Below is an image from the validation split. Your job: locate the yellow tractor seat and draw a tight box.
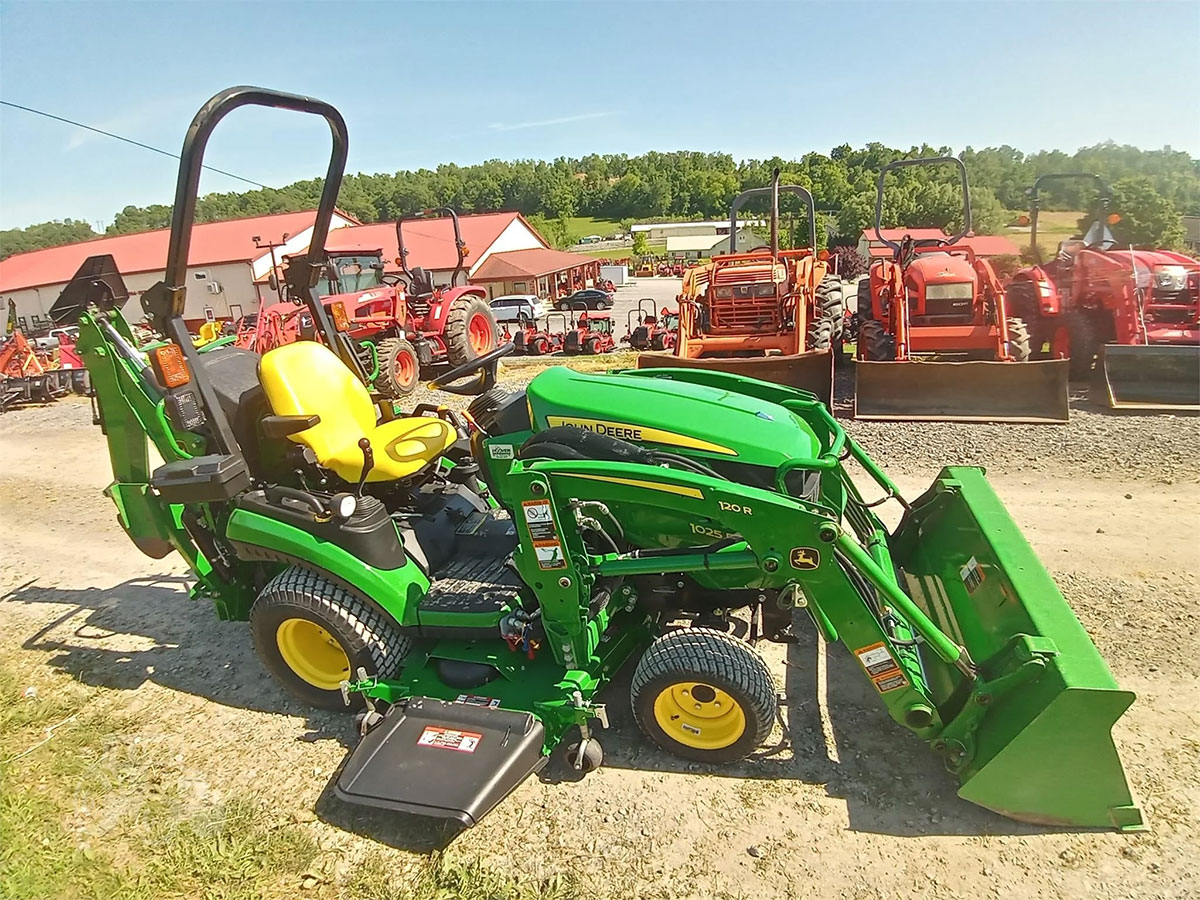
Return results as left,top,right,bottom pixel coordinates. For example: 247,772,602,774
258,341,455,483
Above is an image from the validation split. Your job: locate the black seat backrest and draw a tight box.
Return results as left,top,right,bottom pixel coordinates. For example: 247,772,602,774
193,347,270,475
409,266,434,297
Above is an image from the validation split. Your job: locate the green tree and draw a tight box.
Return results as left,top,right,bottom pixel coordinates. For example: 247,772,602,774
632,231,649,257
1,218,97,259
1099,176,1185,248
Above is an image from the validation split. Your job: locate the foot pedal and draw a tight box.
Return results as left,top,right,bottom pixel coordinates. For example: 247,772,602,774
334,697,547,826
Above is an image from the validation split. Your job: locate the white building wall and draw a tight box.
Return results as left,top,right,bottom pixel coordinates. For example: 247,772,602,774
466,218,545,277
4,261,256,329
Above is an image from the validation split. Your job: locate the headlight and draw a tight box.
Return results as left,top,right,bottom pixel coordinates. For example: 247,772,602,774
331,492,358,520
1153,266,1188,291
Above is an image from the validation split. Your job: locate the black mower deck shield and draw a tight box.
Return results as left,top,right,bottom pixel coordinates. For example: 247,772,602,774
334,697,547,826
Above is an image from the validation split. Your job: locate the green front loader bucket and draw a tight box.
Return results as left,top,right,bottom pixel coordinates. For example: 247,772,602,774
891,466,1143,830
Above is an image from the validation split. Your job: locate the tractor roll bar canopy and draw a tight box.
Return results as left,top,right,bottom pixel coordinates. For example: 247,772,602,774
397,207,468,288
728,168,818,260
140,86,353,456
874,156,971,253
1026,173,1111,264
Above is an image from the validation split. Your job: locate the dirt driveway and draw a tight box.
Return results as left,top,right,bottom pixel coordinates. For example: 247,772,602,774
1,385,1198,899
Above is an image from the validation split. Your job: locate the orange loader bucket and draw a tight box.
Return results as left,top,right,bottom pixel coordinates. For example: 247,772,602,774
636,350,834,410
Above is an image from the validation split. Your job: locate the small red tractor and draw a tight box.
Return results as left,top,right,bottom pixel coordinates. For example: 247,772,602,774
624,299,678,351
501,312,561,356
1005,173,1199,409
562,303,616,355
636,169,843,406
855,157,1068,423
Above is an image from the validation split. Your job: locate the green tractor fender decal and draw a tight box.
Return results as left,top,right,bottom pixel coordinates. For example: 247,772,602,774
225,508,428,627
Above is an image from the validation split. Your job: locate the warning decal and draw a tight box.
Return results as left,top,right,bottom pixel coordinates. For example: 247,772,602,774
960,556,984,593
488,443,514,460
855,642,909,694
417,726,482,753
455,694,501,709
523,499,567,569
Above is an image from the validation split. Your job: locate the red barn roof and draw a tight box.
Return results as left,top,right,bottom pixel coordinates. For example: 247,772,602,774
0,210,349,293
471,247,597,282
324,212,541,273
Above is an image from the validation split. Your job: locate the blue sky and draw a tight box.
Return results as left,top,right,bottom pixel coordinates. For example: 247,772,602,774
1,0,1197,230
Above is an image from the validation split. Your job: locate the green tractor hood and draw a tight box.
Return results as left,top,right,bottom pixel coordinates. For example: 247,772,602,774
525,366,822,467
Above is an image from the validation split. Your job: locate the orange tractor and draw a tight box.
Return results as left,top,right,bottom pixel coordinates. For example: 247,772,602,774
855,157,1068,422
636,170,843,407
562,302,616,355
1005,173,1199,410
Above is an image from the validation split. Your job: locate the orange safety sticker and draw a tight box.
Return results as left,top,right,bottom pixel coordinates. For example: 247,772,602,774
854,642,902,680
417,726,482,753
872,671,909,693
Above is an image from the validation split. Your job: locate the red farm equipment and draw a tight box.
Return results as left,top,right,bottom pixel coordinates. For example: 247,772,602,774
855,157,1068,423
1006,173,1200,410
562,303,616,355
636,170,842,408
624,298,676,350
502,312,560,356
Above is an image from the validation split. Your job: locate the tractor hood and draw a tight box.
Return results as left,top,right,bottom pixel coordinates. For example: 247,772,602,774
906,252,977,289
524,366,821,466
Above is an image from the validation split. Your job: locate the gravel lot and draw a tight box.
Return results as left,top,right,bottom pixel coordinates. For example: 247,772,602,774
1,331,1198,898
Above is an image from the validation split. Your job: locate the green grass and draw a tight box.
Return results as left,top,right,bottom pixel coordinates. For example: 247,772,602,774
0,654,604,900
557,216,626,244
1005,209,1084,261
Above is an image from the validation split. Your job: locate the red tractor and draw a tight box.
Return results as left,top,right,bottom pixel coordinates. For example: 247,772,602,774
562,303,616,355
1005,174,1199,409
624,299,678,351
502,312,561,356
855,157,1067,423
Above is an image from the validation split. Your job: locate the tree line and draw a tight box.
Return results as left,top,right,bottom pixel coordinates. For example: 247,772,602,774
3,141,1196,260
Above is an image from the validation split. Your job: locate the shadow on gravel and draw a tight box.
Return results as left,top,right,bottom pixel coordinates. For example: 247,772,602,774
2,574,349,740
4,575,1063,844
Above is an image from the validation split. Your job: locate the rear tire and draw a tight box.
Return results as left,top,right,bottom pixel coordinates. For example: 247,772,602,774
584,336,600,355
445,296,497,367
250,566,411,711
374,337,420,398
1067,311,1100,381
1004,317,1032,362
858,319,895,361
807,275,845,351
650,332,667,351
631,628,777,764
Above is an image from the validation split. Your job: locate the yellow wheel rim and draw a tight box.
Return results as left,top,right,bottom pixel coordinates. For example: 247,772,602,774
275,618,351,690
652,681,745,750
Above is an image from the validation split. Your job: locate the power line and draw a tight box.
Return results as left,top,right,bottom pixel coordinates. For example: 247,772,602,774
0,100,269,189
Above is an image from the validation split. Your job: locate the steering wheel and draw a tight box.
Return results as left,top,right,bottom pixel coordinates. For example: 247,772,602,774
381,274,406,287
427,342,515,396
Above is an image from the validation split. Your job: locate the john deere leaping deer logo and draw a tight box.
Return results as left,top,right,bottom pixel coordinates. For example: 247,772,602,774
790,547,820,570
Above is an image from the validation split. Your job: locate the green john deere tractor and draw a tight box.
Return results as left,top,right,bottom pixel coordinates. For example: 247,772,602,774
71,86,1142,831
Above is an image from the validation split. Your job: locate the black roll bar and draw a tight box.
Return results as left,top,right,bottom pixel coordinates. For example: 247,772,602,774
874,156,971,252
140,86,352,456
729,169,818,259
397,207,468,288
1026,173,1110,264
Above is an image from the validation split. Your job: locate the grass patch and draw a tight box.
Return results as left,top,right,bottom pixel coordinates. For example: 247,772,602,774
1005,209,1083,261
345,850,585,900
501,351,641,376
557,216,625,244
0,653,320,900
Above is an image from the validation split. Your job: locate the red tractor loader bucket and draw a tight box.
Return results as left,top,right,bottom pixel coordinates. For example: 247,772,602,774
854,359,1069,423
892,467,1143,829
1097,344,1200,411
636,350,833,409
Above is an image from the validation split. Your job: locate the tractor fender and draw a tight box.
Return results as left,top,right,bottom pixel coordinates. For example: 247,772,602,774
426,286,488,332
1012,267,1062,317
225,507,429,628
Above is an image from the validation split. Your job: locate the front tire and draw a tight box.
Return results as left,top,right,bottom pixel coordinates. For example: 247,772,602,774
374,337,420,397
250,566,411,711
1066,310,1100,380
1004,317,1032,362
631,628,777,763
858,319,895,361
